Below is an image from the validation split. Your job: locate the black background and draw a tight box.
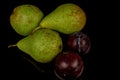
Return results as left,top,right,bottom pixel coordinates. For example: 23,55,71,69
1,0,98,80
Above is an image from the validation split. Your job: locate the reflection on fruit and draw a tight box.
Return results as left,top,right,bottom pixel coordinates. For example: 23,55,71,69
54,51,84,80
67,32,91,54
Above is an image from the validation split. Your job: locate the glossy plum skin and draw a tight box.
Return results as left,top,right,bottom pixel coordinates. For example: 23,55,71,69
67,32,91,54
54,51,84,80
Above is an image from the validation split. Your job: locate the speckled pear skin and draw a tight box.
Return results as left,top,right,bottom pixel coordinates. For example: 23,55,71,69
17,29,63,63
10,4,44,36
39,3,86,34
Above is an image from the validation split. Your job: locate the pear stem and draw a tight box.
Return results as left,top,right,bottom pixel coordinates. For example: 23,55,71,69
31,26,41,35
8,44,17,48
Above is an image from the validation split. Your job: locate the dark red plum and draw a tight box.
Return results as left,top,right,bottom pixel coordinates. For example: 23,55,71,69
67,32,91,54
54,51,84,80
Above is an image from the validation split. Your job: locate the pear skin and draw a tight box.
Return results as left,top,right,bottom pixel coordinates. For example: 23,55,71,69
10,4,44,36
38,3,86,34
9,29,63,63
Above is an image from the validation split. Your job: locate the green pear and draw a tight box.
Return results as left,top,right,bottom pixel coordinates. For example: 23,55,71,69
8,29,63,63
10,4,44,36
33,3,86,34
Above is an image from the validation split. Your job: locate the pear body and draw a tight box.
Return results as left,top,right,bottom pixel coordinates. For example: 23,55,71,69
40,3,86,34
10,4,44,36
17,29,63,63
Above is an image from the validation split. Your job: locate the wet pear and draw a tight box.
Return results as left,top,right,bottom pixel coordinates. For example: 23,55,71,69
33,3,86,34
8,29,63,63
10,4,44,36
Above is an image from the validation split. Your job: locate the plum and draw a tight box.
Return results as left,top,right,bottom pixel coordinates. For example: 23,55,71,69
67,32,91,54
54,51,84,80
